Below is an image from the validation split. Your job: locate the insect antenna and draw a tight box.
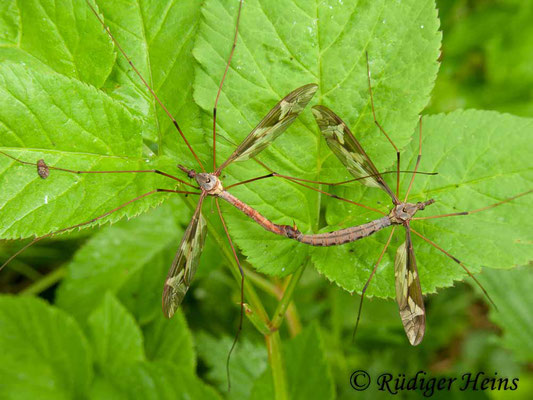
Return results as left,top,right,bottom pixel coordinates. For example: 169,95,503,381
213,0,244,171
215,198,244,391
0,189,200,272
225,170,437,190
353,227,396,341
410,228,498,310
83,0,205,172
366,52,401,202
412,190,532,221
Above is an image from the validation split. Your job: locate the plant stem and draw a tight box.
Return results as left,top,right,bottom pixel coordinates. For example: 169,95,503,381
243,265,280,298
20,266,67,296
266,331,289,400
271,263,306,330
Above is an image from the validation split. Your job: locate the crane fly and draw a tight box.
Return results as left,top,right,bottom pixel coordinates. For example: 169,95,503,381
298,54,532,345
0,0,318,378
227,53,530,345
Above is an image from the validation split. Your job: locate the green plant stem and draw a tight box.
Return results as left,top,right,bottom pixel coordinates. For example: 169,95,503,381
243,264,279,298
20,266,67,296
244,303,270,335
271,263,306,330
266,331,289,400
263,263,307,398
285,302,302,337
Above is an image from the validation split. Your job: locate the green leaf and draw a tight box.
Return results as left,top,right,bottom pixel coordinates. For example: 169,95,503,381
56,199,187,322
196,332,268,399
0,63,176,239
0,296,92,400
312,110,532,298
193,0,441,276
13,0,115,87
0,0,203,241
87,292,145,375
250,324,334,400
143,311,196,371
91,361,222,400
94,0,205,149
0,0,18,46
477,266,533,363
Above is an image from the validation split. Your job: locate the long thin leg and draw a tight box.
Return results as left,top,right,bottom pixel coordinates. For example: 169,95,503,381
0,189,200,272
404,116,423,202
224,170,437,190
84,0,205,172
213,0,244,171
366,52,400,199
410,228,497,309
413,189,532,220
0,151,198,189
353,226,396,341
214,198,244,391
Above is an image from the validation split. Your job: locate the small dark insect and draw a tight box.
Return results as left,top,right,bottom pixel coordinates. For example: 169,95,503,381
37,159,49,179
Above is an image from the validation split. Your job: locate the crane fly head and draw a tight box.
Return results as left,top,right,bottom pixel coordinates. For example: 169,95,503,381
196,173,223,195
389,199,435,224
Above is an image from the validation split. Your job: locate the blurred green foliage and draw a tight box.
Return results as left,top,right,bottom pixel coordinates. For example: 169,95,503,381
0,0,532,399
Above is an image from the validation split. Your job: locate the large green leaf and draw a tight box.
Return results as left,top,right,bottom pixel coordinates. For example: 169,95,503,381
91,361,222,400
0,296,92,400
143,311,196,371
193,0,441,276
55,199,188,322
196,332,268,399
0,0,203,241
94,0,205,150
477,266,533,363
1,0,530,304
0,0,115,87
87,292,146,374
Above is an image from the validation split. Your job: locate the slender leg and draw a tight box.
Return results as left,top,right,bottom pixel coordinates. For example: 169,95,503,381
213,0,244,171
366,52,400,200
215,198,244,391
353,227,396,341
410,228,497,310
413,190,532,220
0,150,197,189
404,116,423,202
0,189,200,272
224,170,437,190
84,0,205,171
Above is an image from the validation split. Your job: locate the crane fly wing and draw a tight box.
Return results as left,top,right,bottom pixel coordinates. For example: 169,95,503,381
311,105,395,200
218,84,318,171
394,229,425,345
162,195,207,318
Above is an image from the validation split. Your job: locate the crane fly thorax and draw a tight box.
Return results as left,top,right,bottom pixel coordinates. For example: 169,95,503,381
195,173,223,195
389,199,435,224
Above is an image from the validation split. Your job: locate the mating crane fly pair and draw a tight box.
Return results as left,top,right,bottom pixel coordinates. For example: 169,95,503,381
1,0,531,351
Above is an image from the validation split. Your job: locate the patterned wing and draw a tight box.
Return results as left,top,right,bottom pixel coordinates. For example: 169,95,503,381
217,84,318,171
394,228,426,345
311,105,396,200
162,196,207,318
